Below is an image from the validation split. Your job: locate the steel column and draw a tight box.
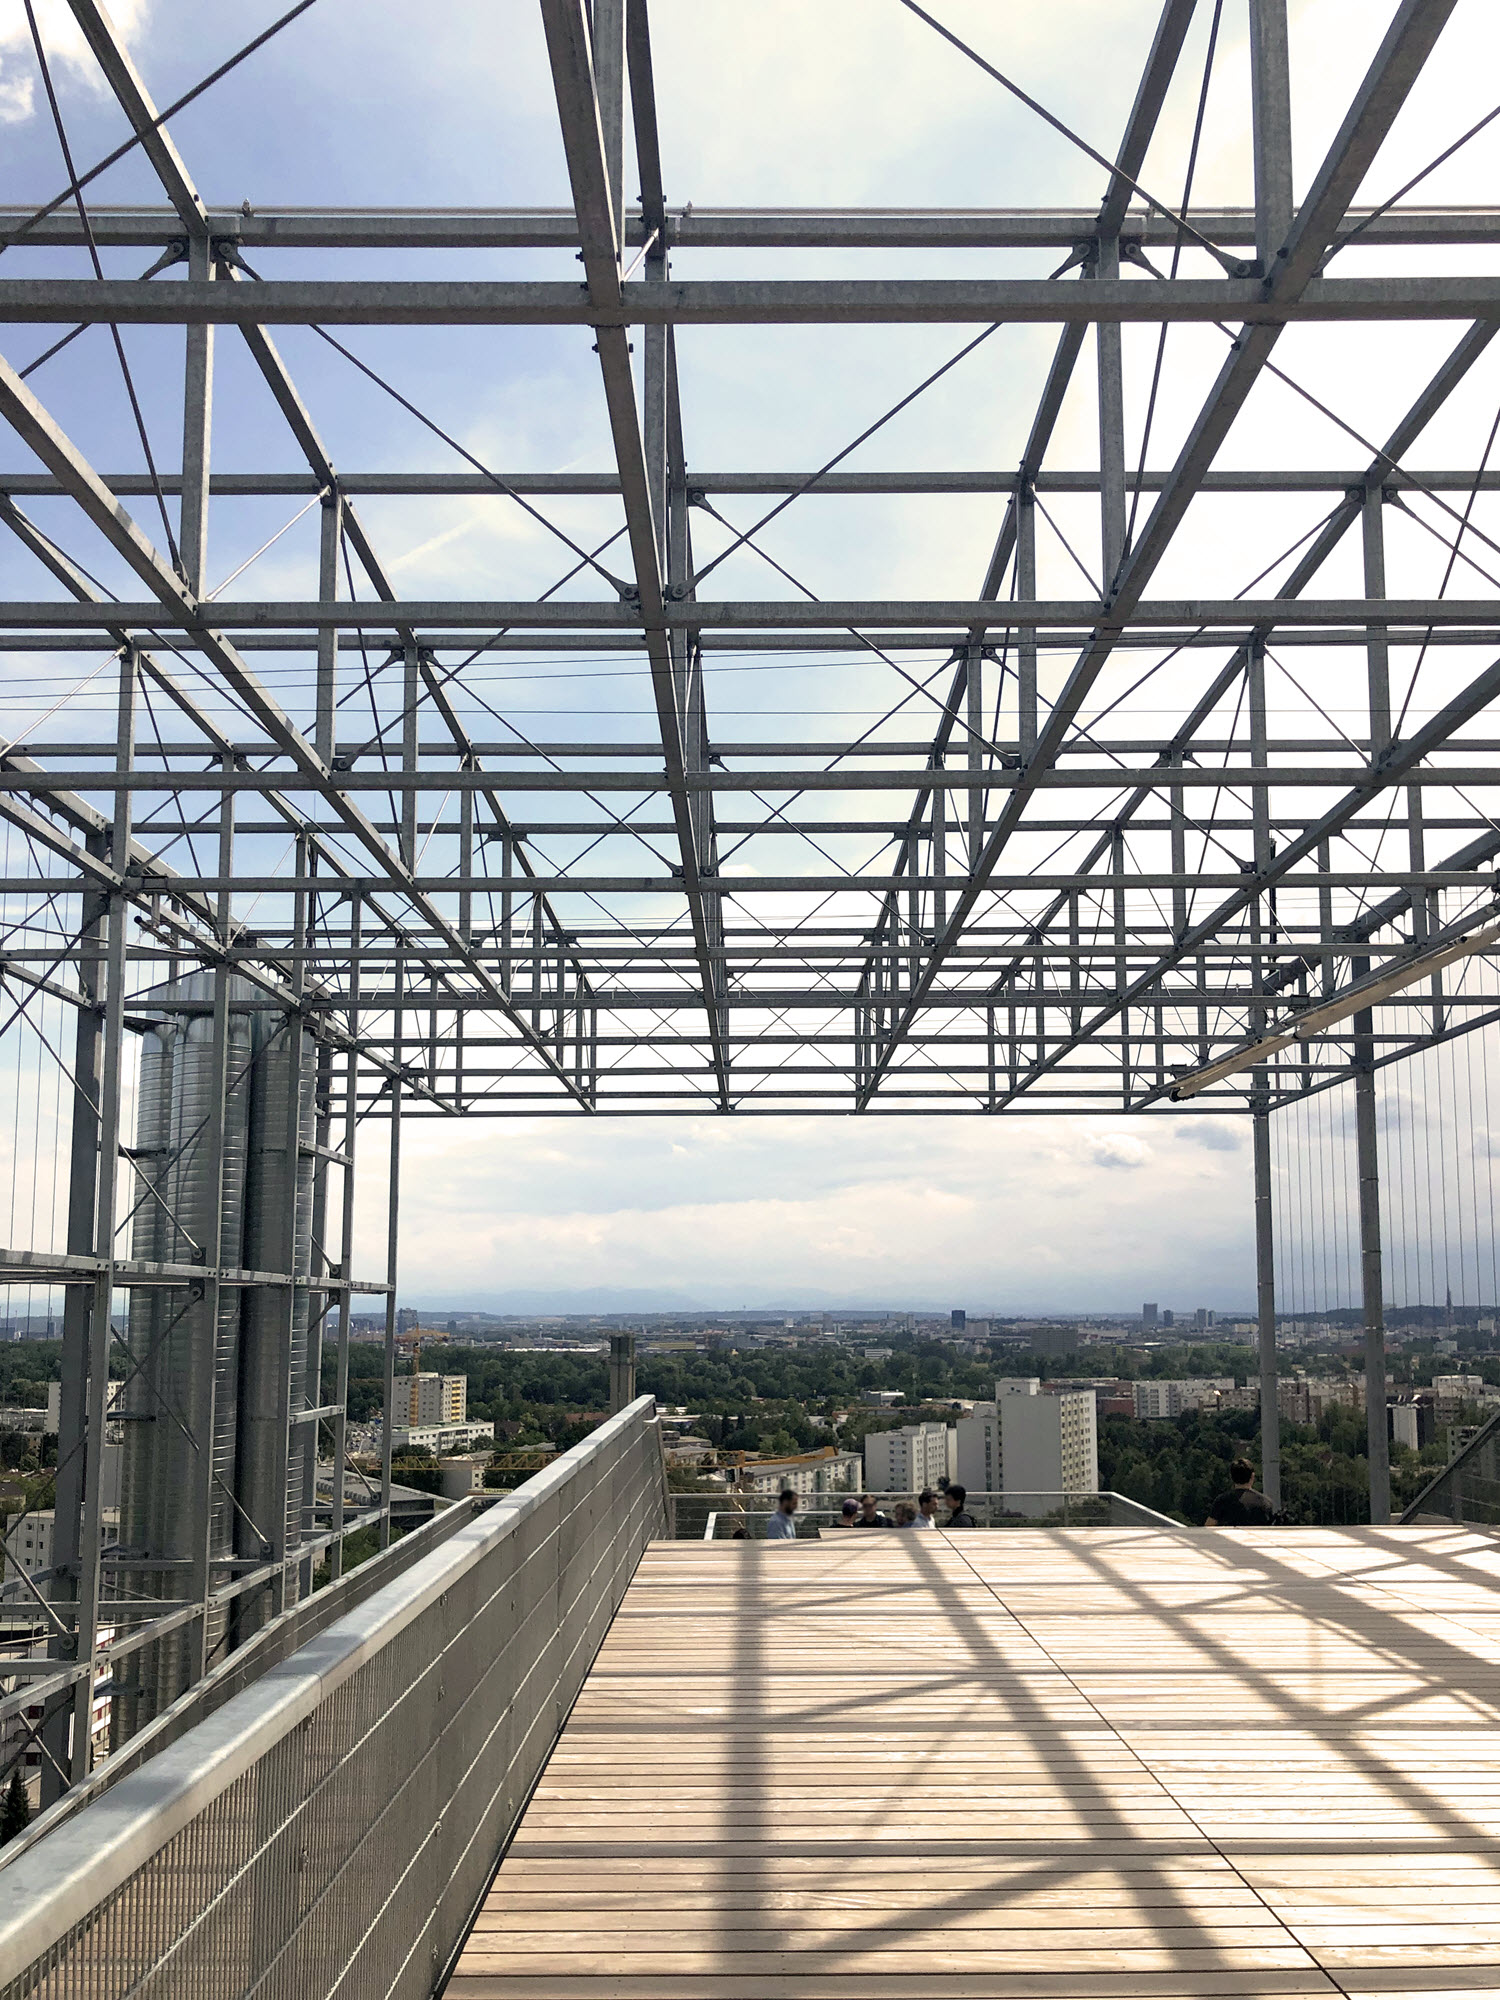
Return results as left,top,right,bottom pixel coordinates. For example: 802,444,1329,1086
1253,1107,1281,1507
38,832,107,1800
1248,0,1294,272
70,648,136,1777
1354,1011,1391,1525
380,953,402,1550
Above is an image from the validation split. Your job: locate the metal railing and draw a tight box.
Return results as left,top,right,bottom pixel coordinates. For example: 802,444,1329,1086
0,1495,478,1866
1401,1407,1500,1525
669,1489,1178,1538
0,1395,668,2000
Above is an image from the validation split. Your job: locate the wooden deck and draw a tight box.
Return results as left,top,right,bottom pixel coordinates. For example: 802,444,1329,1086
450,1525,1500,2000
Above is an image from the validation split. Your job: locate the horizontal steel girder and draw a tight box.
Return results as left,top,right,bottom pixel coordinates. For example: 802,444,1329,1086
0,275,1496,324
3,469,1498,497
3,597,1495,631
2,203,1496,250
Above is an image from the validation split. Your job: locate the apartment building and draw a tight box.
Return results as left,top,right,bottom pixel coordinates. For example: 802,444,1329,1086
955,1381,1098,1502
1133,1379,1233,1420
862,1423,953,1494
739,1449,862,1498
392,1373,468,1427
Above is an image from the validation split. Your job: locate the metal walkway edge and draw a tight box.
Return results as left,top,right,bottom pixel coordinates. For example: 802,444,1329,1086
0,1399,668,2000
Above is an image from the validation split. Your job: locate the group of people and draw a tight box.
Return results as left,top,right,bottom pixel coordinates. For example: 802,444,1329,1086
751,1457,1279,1539
762,1484,976,1538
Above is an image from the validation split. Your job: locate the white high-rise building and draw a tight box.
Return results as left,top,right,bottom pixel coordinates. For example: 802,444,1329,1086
954,1404,1002,1494
5,1505,121,1576
955,1389,1098,1505
862,1423,952,1493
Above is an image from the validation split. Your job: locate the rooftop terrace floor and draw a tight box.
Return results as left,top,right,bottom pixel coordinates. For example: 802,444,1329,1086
450,1525,1500,2000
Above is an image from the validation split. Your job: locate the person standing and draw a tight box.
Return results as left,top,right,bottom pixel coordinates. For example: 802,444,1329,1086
854,1493,892,1528
912,1489,938,1528
942,1483,976,1528
1206,1459,1277,1526
765,1489,800,1539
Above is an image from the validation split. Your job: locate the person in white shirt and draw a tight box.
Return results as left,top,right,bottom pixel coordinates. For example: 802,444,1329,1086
912,1489,938,1528
764,1489,800,1539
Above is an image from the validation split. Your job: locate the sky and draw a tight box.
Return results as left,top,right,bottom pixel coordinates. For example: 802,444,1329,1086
1,1,1498,1312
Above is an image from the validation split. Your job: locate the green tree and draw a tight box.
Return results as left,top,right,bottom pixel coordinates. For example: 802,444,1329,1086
0,1766,30,1845
311,1525,381,1590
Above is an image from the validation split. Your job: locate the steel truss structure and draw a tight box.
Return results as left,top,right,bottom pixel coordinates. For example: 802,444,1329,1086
1,0,1498,1790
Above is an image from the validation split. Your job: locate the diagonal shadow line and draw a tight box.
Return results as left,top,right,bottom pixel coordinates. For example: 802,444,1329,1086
663,1535,1337,1984
1254,1526,1500,1717
1175,1535,1500,1734
488,1532,1500,1990
1296,1521,1500,1595
990,1536,1500,1749
597,1549,1016,1737
1022,1525,1500,1854
939,1527,1370,1996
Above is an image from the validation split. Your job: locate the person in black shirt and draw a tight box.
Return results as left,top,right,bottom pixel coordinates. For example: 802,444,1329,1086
1206,1458,1277,1526
853,1492,892,1528
942,1483,976,1528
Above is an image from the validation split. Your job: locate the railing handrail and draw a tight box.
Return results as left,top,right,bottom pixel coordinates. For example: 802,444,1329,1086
1400,1402,1500,1521
700,1488,1158,1502
683,1489,1181,1534
0,1394,661,1980
0,1493,478,1869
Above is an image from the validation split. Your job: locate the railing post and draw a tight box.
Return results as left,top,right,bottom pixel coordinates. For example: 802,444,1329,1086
0,1399,667,1988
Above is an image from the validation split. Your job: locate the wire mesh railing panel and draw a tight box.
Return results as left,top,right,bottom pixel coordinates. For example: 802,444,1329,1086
1,1499,478,1865
1270,1081,1361,1321
0,1397,667,2000
1379,1011,1500,1324
1402,1411,1500,1526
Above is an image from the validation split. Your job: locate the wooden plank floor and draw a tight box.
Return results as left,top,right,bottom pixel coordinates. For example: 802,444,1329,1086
450,1525,1500,2000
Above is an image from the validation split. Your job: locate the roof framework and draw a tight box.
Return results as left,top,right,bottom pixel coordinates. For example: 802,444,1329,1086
0,0,1497,1124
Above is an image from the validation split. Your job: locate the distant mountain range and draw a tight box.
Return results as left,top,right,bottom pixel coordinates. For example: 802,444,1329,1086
409,1286,1255,1318
415,1284,965,1316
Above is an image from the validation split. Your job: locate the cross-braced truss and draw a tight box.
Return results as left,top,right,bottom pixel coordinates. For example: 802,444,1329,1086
1,0,1498,1122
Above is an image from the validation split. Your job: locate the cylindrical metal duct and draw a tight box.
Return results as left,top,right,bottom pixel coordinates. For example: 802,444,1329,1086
234,1014,316,1643
113,973,253,1742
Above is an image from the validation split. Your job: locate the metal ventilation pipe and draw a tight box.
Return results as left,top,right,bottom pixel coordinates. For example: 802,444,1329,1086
234,1012,316,1643
113,973,254,1742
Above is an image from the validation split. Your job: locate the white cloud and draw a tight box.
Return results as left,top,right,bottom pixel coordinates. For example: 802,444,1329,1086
352,1114,1253,1310
0,0,150,123
0,63,33,124
1085,1133,1154,1172
1180,1121,1247,1154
